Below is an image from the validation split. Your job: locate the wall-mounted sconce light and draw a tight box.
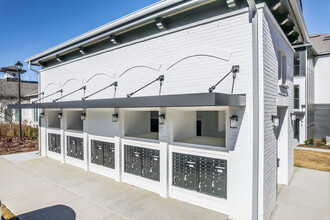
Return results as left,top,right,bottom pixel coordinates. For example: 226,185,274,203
81,112,86,120
291,113,296,121
155,17,167,30
58,112,63,119
230,115,238,128
110,35,121,45
272,115,280,127
159,114,166,124
112,113,119,122
40,112,45,118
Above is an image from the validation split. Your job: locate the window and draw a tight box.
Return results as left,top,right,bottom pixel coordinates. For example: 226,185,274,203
33,109,38,122
4,109,12,122
278,50,287,85
15,110,19,121
294,85,299,109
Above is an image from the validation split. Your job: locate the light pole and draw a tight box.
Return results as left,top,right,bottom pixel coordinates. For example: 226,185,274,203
15,61,23,141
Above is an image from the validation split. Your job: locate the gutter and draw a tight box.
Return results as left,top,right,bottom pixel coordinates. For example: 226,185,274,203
28,61,41,156
26,0,212,64
247,0,259,219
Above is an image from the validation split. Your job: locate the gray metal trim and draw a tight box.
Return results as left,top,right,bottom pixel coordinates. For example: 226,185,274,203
8,93,246,109
247,0,259,219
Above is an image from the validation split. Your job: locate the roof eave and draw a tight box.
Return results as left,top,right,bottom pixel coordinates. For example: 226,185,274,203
25,0,186,64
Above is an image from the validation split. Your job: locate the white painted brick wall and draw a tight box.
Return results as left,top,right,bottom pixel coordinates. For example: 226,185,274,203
37,5,294,220
259,6,294,220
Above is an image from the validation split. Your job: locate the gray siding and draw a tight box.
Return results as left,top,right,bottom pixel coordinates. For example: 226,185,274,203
314,104,330,138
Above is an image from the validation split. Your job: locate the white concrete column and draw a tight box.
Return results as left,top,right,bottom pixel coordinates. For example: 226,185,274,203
83,109,89,171
114,108,121,182
159,107,168,198
40,114,47,157
60,109,66,163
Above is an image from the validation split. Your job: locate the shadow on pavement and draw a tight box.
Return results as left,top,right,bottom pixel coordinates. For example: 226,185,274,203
17,205,75,220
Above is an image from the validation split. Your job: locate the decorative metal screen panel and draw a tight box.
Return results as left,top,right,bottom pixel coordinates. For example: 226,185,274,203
67,136,84,160
124,145,160,181
172,153,227,199
48,133,61,154
91,140,115,169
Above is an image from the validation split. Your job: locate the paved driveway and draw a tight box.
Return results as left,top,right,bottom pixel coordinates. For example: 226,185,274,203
0,152,226,220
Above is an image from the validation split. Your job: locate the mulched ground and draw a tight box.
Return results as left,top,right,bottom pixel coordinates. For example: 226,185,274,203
0,138,38,156
297,144,330,150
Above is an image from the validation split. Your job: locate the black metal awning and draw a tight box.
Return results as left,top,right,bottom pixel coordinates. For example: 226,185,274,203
8,93,246,109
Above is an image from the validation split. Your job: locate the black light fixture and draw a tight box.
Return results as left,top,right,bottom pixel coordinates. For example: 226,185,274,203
40,112,45,118
81,112,86,120
110,35,121,45
155,17,167,30
58,112,63,119
112,113,119,122
159,114,166,124
230,115,238,128
272,115,280,127
290,113,296,121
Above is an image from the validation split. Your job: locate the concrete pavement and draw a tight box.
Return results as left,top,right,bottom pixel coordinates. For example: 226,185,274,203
270,167,330,220
0,153,226,220
1,152,329,220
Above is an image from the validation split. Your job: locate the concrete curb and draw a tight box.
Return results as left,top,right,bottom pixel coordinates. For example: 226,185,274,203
294,146,330,153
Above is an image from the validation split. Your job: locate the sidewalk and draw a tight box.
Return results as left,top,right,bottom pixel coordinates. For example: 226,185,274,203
270,167,330,220
0,153,226,220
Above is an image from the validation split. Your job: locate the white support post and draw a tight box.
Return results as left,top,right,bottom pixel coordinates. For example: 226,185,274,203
114,108,121,182
114,136,121,182
83,109,89,171
41,115,47,157
159,107,168,198
60,110,66,163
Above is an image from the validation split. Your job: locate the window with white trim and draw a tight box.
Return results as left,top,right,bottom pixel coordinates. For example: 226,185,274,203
278,49,287,85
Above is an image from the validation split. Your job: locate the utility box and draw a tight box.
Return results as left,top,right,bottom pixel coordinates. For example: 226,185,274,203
48,133,61,153
91,140,115,169
172,153,227,199
67,136,84,160
124,145,160,181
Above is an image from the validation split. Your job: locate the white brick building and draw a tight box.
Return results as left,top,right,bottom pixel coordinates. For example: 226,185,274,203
10,1,310,219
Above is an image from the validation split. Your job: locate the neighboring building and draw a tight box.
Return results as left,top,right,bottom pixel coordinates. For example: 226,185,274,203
0,66,38,126
10,1,311,219
293,34,330,143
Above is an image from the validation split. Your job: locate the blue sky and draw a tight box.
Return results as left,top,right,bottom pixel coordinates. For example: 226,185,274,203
0,0,329,82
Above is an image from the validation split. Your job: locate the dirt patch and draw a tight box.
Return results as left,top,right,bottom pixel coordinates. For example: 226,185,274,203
294,149,330,172
1,203,16,220
0,138,38,156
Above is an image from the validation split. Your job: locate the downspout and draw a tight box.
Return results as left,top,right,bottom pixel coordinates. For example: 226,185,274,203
247,0,259,220
28,61,41,156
